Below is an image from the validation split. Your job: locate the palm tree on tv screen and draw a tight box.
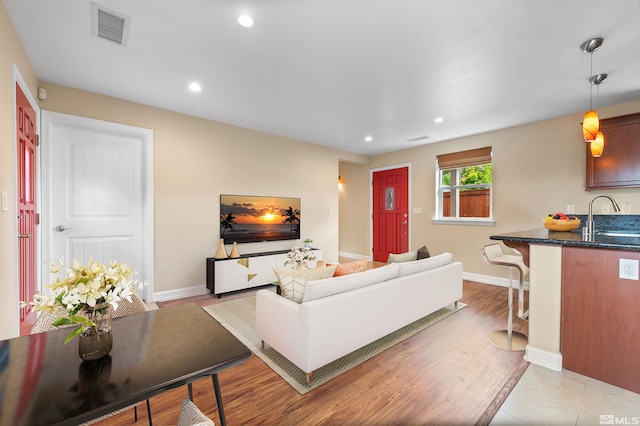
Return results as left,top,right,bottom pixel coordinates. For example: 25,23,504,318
281,207,300,238
220,213,237,236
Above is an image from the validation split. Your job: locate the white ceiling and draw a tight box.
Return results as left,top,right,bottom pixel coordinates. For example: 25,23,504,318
5,0,640,156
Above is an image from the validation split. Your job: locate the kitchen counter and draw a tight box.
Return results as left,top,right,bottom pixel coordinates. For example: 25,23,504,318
490,227,640,252
490,215,640,260
486,214,640,387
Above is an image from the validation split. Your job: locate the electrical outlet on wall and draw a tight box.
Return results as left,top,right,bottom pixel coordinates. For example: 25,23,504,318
622,204,631,214
619,259,639,280
566,204,575,214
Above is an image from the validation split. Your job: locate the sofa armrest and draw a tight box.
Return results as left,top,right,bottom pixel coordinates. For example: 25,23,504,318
255,290,310,371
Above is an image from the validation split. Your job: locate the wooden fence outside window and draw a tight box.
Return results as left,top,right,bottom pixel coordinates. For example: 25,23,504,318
443,189,490,218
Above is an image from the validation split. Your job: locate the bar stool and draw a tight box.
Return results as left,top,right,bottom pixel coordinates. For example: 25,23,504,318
481,243,529,351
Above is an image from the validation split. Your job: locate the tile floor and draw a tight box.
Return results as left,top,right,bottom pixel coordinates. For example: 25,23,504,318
491,364,640,425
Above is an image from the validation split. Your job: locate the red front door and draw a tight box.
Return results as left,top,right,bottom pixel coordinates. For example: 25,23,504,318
17,83,38,323
372,167,409,262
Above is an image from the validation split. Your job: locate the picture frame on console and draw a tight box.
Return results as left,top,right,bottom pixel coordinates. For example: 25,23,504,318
220,194,301,244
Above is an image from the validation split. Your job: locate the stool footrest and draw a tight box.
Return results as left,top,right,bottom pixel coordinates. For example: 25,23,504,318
489,330,527,351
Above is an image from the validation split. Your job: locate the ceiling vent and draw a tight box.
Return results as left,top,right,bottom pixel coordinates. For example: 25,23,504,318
91,3,130,46
406,135,430,143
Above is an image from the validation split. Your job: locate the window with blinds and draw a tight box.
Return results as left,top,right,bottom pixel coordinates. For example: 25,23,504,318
435,146,493,222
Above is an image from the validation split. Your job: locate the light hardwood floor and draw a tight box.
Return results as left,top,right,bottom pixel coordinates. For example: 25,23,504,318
94,280,530,425
155,279,640,426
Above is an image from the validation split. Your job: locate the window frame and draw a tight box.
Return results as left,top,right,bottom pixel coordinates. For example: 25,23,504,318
433,147,495,226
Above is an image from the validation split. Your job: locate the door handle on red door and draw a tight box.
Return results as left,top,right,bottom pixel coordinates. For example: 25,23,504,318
401,221,408,225
18,234,31,238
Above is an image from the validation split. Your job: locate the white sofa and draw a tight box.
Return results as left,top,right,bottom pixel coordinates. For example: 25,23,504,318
255,252,463,384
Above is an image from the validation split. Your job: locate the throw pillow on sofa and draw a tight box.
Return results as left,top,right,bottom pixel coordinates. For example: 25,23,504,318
334,258,369,276
387,250,417,263
387,245,431,263
274,265,338,303
417,245,431,259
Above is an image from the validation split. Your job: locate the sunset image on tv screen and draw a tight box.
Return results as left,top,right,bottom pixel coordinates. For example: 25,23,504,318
220,195,301,243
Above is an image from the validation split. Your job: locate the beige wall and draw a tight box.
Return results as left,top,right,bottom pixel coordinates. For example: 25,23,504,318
338,160,371,256
37,82,369,296
0,2,38,339
339,99,640,279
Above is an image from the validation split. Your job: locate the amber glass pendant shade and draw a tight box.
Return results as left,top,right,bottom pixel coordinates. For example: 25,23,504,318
590,131,605,157
583,110,599,142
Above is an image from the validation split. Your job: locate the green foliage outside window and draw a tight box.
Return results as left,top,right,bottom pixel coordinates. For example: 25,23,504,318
441,165,492,186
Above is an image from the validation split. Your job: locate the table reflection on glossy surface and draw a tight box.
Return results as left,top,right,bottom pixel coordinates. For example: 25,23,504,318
0,303,251,425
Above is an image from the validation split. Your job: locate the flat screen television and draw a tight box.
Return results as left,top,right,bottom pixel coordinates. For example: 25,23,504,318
220,194,301,243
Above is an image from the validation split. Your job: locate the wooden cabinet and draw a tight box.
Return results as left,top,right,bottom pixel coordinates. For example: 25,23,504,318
206,249,323,297
561,246,640,393
586,112,640,190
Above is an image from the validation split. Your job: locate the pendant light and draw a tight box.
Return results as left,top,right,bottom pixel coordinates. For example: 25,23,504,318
580,37,604,143
591,131,605,157
588,74,607,157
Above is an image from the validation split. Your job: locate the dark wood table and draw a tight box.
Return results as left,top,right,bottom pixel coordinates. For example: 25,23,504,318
0,303,251,425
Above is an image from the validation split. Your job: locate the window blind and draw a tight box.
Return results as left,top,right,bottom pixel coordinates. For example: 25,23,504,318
437,146,492,170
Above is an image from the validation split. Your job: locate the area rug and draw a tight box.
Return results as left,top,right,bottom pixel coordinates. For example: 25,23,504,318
203,296,466,395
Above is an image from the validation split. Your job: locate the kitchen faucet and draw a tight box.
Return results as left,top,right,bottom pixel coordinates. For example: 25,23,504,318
583,195,621,239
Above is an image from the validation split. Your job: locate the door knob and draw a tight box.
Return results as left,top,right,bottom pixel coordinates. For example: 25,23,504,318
18,233,31,238
55,225,73,232
401,221,408,225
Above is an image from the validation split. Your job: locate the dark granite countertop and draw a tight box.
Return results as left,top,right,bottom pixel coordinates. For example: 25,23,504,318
490,215,640,252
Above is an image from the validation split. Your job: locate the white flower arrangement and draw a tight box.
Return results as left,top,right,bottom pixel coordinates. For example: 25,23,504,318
28,258,145,343
283,246,316,269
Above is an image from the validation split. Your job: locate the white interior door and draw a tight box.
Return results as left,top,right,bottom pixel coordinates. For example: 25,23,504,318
41,112,154,300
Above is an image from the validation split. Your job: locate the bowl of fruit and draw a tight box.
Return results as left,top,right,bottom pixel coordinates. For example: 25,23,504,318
544,212,581,232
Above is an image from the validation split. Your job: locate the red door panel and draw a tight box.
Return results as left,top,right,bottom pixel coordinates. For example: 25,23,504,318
372,167,409,262
17,83,37,323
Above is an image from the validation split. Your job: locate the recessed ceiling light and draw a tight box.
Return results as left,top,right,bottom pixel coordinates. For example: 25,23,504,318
188,82,202,92
238,15,254,28
364,136,373,142
434,117,444,123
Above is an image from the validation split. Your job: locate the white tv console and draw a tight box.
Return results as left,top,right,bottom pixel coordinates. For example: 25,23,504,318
206,248,322,297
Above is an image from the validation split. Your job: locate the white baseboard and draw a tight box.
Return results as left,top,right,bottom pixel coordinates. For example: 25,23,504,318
153,285,210,302
463,272,530,290
338,251,371,261
525,345,563,371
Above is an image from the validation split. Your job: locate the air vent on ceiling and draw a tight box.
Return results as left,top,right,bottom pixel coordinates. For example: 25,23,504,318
91,3,130,46
406,135,430,143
